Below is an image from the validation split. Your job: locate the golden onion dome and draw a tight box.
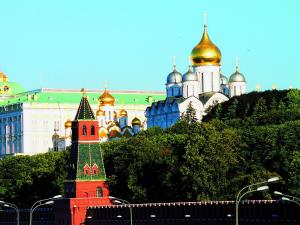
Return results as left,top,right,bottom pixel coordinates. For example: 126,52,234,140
96,109,105,116
64,120,72,128
0,71,8,82
118,109,128,117
132,117,141,126
99,127,108,138
191,25,221,66
98,89,115,106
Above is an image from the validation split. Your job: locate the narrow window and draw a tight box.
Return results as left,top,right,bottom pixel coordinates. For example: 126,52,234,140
91,125,95,135
84,164,90,175
92,164,99,175
82,125,87,136
96,187,103,197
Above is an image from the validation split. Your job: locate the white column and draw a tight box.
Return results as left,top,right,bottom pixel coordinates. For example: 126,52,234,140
194,65,220,93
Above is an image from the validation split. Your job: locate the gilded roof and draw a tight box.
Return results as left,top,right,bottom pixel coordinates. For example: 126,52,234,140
191,25,221,66
98,89,115,106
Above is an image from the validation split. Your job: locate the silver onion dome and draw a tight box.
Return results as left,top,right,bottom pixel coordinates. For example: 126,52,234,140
229,70,246,82
182,66,198,82
166,66,182,84
220,74,229,85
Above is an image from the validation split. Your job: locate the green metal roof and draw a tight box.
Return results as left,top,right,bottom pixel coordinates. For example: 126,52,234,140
0,81,26,95
76,143,107,181
0,89,166,107
75,96,96,120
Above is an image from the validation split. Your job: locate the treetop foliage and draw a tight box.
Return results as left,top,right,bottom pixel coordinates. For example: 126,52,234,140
0,89,299,207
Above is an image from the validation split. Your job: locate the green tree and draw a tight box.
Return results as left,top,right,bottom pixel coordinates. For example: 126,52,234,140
182,102,197,124
224,98,239,119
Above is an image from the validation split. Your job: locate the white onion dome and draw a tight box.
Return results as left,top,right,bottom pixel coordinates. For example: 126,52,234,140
220,74,229,85
166,66,182,84
182,66,198,82
229,66,246,82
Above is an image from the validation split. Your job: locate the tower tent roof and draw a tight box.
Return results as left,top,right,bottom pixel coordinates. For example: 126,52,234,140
75,95,96,120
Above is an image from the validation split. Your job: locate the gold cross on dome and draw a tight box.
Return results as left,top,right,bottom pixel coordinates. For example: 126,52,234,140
103,82,109,90
235,57,240,71
173,56,176,69
203,12,207,26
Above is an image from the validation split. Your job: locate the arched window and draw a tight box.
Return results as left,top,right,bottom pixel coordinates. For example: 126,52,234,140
84,164,91,175
82,125,87,136
92,164,99,175
91,125,95,135
96,187,103,197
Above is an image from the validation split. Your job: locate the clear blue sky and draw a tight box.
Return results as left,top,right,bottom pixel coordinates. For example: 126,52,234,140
0,0,299,92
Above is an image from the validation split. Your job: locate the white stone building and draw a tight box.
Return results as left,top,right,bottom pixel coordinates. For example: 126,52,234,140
146,22,247,129
0,85,165,157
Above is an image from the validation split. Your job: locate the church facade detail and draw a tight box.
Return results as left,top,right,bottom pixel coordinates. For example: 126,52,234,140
146,22,247,129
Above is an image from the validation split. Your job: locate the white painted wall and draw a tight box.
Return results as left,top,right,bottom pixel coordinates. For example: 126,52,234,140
194,65,220,93
229,82,246,97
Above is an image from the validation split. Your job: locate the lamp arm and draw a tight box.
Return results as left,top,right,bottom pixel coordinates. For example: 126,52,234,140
31,197,53,211
283,198,300,206
236,180,267,202
238,189,257,203
282,194,300,203
1,203,19,225
30,201,53,225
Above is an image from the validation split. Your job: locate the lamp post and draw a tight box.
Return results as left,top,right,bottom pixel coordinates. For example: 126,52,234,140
109,196,132,225
274,191,300,206
0,201,19,225
29,195,62,225
235,176,279,225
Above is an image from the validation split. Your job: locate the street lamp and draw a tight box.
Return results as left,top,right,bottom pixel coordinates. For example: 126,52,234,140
274,191,300,206
29,195,61,225
0,201,19,225
109,196,132,225
235,176,279,225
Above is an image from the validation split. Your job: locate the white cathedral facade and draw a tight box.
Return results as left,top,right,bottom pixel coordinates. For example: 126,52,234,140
146,22,247,129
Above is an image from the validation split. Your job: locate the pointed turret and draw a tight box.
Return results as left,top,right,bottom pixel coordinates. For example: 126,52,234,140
75,95,96,120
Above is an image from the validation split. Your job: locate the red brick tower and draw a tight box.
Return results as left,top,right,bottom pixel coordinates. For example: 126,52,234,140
54,93,112,225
